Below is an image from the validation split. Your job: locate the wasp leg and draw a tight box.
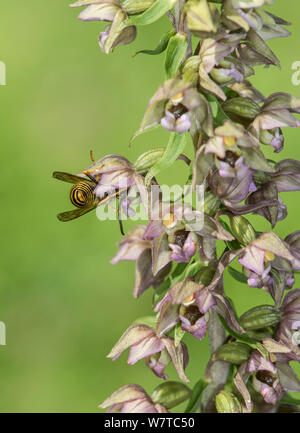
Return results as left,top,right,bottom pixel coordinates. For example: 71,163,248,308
118,198,125,236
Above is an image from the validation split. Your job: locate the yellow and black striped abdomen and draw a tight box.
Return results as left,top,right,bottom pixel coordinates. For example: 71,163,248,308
70,182,94,208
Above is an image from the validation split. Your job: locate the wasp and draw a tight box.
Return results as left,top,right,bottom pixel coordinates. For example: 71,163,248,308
53,155,126,233
52,171,101,222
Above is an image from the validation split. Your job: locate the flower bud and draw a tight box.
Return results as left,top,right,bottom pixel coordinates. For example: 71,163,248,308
198,191,221,216
151,381,191,409
134,148,165,173
182,56,200,84
222,97,261,120
215,390,243,413
123,0,155,14
214,342,252,365
195,266,215,286
230,215,256,246
285,231,300,250
210,59,250,86
239,305,281,331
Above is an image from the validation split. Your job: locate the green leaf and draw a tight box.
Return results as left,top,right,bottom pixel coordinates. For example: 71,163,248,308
206,93,229,126
281,395,300,406
165,33,188,79
133,30,175,56
217,314,257,345
126,0,177,26
145,132,187,186
171,262,188,280
228,266,248,284
184,379,208,413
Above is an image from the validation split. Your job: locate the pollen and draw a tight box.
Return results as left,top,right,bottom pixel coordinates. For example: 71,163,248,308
224,136,236,147
183,294,195,306
163,213,175,227
265,250,275,262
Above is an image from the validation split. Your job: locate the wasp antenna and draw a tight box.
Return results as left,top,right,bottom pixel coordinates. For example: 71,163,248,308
90,150,95,163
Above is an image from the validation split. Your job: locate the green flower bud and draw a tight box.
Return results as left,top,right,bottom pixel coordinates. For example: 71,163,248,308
222,97,261,120
151,381,191,409
230,215,256,246
215,390,243,413
123,0,155,14
197,190,221,216
214,342,252,365
240,305,281,331
195,265,215,286
134,148,165,173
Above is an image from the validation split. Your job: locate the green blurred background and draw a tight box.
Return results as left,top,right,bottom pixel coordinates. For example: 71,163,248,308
0,0,300,413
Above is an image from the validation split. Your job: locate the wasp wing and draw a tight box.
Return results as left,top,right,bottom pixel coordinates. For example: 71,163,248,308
53,171,96,186
57,205,97,222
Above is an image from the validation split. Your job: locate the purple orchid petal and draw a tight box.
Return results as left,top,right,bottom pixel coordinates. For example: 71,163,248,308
161,110,176,132
121,399,158,413
143,220,164,240
196,288,216,314
147,350,170,381
169,234,196,263
180,314,207,341
239,245,266,275
247,350,277,374
128,335,165,365
175,112,191,134
107,324,156,361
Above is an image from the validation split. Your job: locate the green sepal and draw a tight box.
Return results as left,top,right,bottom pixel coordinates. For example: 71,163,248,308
174,323,185,347
228,266,248,284
132,315,158,328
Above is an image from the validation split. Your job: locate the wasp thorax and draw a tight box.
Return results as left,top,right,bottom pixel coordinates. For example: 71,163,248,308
70,182,95,208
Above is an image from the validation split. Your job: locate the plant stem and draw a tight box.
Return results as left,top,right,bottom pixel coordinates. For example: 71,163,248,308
201,310,229,412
